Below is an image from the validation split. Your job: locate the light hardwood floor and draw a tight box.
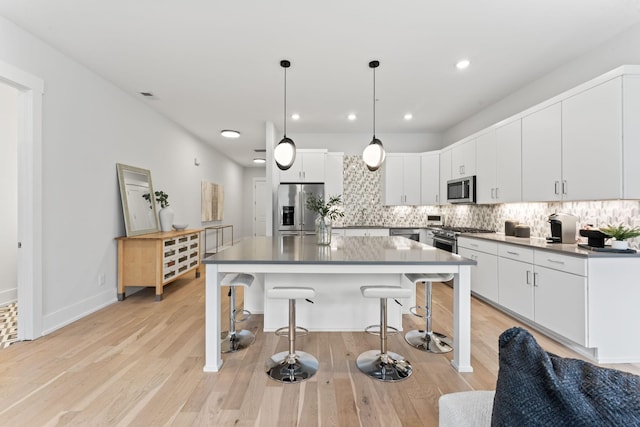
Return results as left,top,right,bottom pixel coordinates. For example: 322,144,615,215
0,273,638,426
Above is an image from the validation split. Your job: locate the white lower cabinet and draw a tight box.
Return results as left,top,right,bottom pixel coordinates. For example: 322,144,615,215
533,265,587,346
343,228,388,237
498,256,534,320
458,237,498,301
462,238,588,347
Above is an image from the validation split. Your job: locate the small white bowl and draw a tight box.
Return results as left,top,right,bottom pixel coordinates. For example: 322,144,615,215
172,224,188,231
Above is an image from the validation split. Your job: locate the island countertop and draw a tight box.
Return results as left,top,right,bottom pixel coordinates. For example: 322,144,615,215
203,235,475,265
203,235,476,374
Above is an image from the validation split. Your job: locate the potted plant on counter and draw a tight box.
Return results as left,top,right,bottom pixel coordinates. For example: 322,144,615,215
599,223,640,250
306,194,344,245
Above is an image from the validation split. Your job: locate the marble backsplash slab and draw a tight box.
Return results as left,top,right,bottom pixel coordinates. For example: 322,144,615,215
338,155,640,248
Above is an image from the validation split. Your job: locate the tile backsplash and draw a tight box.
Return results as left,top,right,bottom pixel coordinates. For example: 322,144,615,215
339,155,640,248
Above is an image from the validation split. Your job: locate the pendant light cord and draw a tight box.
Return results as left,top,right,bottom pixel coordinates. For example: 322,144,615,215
283,65,287,137
372,65,376,138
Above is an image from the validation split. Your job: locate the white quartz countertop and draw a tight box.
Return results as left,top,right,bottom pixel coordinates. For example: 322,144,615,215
460,233,640,258
203,236,475,265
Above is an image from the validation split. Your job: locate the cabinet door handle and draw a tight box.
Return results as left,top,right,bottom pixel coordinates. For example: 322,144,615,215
562,180,567,195
506,251,520,256
495,187,499,199
533,272,539,287
526,270,531,285
491,188,495,199
547,258,565,265
554,181,560,195
436,194,439,203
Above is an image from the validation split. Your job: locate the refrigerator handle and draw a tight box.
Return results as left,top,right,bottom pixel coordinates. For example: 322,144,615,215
300,191,304,226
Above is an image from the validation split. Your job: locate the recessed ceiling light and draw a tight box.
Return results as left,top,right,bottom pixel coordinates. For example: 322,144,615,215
404,113,413,120
220,130,240,138
347,113,357,121
456,59,471,70
253,158,266,164
291,113,300,120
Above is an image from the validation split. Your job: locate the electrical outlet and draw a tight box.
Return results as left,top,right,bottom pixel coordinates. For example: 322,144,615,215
98,274,106,287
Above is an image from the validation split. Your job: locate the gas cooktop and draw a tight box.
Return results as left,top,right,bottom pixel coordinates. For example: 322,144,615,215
434,226,495,234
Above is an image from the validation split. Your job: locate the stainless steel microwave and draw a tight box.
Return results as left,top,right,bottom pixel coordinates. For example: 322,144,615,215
447,176,476,204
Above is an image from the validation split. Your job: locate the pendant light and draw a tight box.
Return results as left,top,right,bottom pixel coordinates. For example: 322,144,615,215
274,59,296,170
362,60,386,172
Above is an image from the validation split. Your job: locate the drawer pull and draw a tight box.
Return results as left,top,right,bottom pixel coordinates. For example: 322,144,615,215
506,251,520,256
470,243,479,248
547,259,565,265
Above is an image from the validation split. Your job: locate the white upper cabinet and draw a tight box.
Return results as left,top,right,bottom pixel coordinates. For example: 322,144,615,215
279,149,326,183
382,154,421,205
451,139,476,177
324,152,344,198
562,77,622,201
439,149,452,205
475,131,496,204
522,103,562,202
420,152,440,205
623,75,640,199
495,120,522,203
476,120,522,204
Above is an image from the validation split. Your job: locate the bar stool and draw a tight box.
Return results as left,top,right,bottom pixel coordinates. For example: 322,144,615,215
404,273,454,354
220,273,255,353
265,286,318,383
357,285,413,382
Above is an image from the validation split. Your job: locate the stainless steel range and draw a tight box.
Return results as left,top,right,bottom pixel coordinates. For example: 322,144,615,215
430,226,495,253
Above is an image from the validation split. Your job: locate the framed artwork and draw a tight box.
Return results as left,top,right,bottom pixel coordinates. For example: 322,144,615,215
201,180,224,221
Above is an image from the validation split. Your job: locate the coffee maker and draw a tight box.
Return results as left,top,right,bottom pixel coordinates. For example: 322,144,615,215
547,213,578,243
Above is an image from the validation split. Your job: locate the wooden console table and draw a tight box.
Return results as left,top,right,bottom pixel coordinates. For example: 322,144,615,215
116,229,202,301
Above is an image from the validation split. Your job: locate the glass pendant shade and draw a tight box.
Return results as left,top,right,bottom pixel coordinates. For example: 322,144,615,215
274,136,296,170
362,137,385,171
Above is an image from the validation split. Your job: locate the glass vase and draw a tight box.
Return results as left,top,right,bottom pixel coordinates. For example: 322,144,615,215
315,217,332,245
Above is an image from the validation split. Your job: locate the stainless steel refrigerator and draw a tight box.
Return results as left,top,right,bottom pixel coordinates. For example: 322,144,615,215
277,183,324,236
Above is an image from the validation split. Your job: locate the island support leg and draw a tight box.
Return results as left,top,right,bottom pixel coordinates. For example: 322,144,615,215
452,265,473,372
204,263,223,372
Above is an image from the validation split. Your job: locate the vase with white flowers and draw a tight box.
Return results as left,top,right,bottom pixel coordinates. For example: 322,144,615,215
305,193,344,245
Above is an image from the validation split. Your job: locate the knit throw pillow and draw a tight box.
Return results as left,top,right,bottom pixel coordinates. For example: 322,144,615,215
491,327,640,426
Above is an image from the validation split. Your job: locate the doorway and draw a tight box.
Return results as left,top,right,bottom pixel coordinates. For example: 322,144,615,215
0,82,18,346
253,178,267,236
0,60,45,341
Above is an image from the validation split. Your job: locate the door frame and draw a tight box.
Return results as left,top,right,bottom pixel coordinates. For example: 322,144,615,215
0,60,44,340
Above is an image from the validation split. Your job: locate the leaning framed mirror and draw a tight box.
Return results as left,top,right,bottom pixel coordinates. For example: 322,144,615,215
116,163,160,236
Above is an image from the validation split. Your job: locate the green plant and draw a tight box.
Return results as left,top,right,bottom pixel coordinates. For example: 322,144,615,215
305,194,344,221
143,190,170,208
599,223,640,241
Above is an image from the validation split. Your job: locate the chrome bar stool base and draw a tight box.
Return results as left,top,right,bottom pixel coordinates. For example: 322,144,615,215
357,285,413,382
265,286,317,384
356,350,412,382
220,273,256,354
266,350,319,383
405,330,452,354
404,273,454,354
220,329,256,353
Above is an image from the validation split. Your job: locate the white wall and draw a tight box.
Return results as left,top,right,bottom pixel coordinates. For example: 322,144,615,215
444,22,640,144
0,15,247,334
0,82,18,305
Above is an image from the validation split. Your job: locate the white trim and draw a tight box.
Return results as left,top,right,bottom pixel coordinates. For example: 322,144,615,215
0,60,44,340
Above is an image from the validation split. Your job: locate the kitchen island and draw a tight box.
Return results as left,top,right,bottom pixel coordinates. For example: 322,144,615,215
202,235,476,373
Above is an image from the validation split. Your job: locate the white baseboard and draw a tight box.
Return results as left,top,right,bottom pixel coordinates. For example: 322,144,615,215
42,289,117,336
0,288,17,306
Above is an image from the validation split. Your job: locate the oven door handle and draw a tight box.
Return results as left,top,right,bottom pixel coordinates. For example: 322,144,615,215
433,236,454,245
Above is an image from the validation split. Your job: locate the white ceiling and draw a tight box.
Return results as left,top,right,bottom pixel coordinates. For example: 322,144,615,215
1,0,640,166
